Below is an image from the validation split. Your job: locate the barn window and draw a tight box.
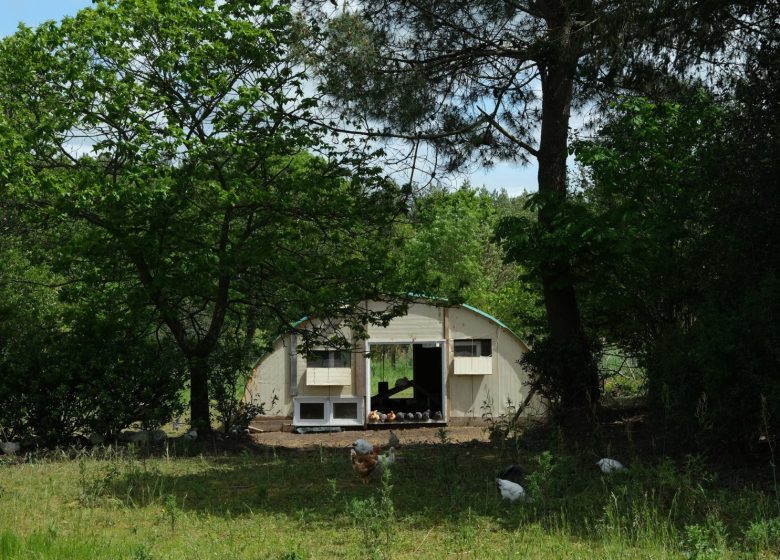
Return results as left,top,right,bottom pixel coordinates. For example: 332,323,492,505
306,349,352,386
298,402,326,420
293,397,363,426
333,402,359,420
453,339,493,375
307,350,351,368
454,339,492,357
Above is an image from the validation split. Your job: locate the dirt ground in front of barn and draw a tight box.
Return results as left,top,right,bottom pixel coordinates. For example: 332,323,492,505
249,425,490,450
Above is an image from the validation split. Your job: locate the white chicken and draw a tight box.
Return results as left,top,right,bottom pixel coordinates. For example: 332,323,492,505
596,458,626,473
496,478,525,502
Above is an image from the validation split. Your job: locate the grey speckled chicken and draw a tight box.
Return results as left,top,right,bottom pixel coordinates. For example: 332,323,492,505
388,430,400,448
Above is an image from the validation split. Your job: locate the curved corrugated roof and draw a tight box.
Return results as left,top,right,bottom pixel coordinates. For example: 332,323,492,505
251,299,527,370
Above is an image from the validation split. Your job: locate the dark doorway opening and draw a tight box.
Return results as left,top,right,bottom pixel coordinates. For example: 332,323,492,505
369,342,443,421
412,344,443,413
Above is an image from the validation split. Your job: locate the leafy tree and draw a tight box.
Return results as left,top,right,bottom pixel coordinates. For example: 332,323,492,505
0,0,407,431
304,0,766,415
573,94,721,357
572,48,779,445
399,188,494,301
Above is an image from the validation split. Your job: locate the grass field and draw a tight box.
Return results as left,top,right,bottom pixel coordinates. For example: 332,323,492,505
1,434,779,560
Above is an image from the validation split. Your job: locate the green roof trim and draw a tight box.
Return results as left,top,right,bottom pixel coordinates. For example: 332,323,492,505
460,302,521,340
408,293,524,342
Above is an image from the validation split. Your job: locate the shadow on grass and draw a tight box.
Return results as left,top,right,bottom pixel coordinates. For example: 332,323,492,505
93,439,522,525
85,420,779,552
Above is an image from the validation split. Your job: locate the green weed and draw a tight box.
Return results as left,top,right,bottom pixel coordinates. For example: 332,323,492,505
163,494,178,533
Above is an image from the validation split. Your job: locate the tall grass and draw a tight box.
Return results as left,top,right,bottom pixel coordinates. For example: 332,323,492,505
0,440,778,559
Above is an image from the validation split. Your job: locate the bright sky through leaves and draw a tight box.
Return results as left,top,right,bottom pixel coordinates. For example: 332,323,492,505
0,0,538,195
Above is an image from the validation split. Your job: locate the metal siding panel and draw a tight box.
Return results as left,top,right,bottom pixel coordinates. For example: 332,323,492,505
365,302,443,341
354,342,366,402
306,367,352,386
454,356,494,375
246,339,293,416
495,330,543,417
449,375,474,416
289,333,297,397
449,307,497,340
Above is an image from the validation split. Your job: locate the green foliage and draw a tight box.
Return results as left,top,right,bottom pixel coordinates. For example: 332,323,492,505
132,545,153,560
519,336,603,415
0,248,185,443
523,451,558,508
0,0,408,431
398,187,494,300
682,518,727,560
346,469,399,559
208,334,265,435
163,494,179,533
481,394,527,458
743,517,780,554
572,74,780,444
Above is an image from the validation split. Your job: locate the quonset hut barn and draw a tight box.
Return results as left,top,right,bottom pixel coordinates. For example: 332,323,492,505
243,300,544,430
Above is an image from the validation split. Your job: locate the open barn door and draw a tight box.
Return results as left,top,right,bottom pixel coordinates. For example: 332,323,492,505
368,341,445,423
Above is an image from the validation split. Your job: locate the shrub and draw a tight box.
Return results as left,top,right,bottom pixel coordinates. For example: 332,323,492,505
0,307,185,445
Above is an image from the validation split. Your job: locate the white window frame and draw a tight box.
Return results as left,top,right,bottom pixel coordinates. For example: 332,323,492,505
306,349,352,368
453,338,494,376
453,338,492,358
305,349,353,386
293,396,364,427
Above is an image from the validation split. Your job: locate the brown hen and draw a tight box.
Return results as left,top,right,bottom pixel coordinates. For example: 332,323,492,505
350,448,379,483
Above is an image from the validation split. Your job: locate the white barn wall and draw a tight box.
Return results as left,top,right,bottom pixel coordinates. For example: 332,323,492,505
449,307,497,341
448,307,535,418
245,337,291,414
245,322,362,416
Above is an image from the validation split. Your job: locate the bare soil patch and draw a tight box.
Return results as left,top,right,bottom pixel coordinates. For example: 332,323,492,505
249,425,489,450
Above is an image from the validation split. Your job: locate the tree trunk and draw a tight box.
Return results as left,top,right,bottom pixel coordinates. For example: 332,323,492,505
188,355,212,433
536,7,600,414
